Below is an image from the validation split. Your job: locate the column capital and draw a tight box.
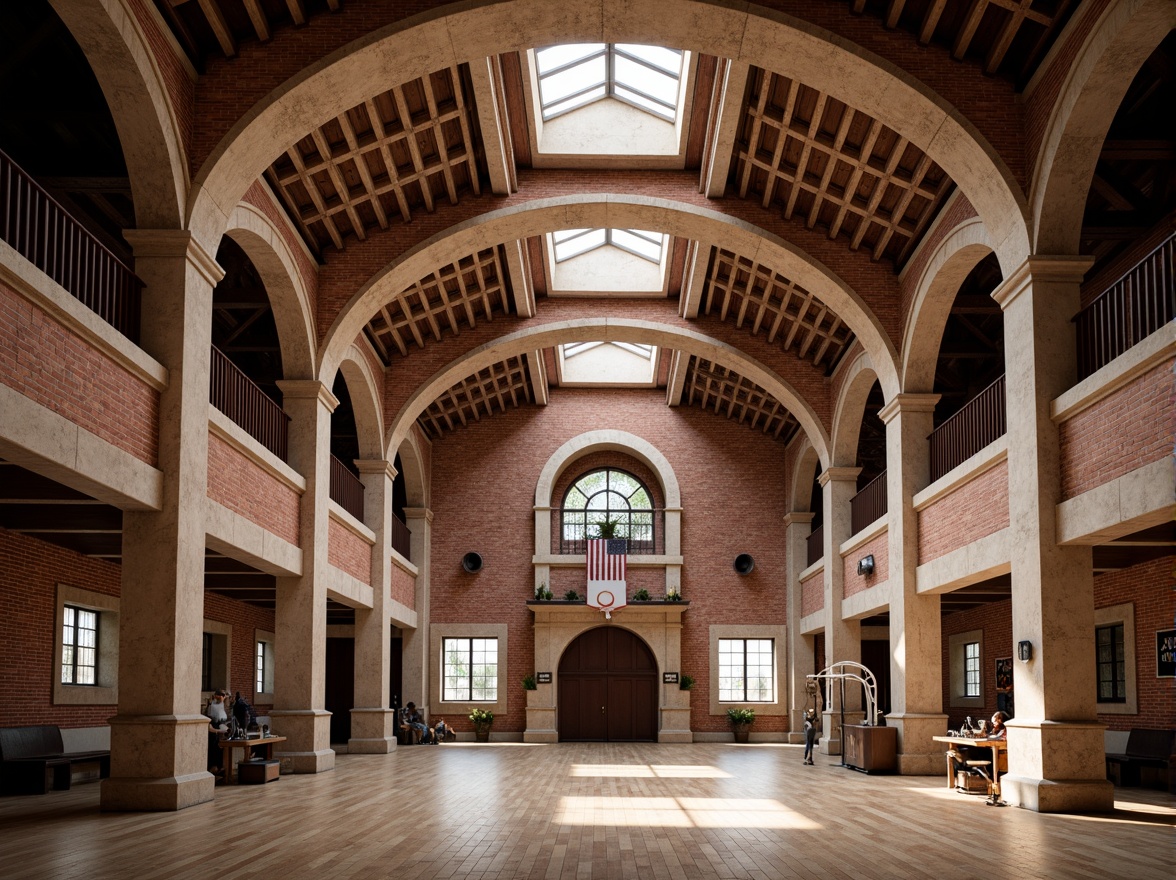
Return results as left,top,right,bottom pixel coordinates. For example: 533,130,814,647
783,511,816,527
992,255,1095,311
123,229,224,287
277,379,339,412
818,466,861,487
355,459,397,480
878,393,940,424
403,506,433,524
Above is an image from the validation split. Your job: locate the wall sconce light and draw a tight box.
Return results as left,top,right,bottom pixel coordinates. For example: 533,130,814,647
857,554,875,576
461,551,483,573
733,553,755,575
1018,640,1033,662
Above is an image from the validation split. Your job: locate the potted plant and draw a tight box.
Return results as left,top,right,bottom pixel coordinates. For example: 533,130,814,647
522,674,537,691
666,591,683,602
594,518,623,540
563,589,582,601
535,582,553,601
632,588,651,601
727,707,755,743
679,674,695,691
469,707,494,742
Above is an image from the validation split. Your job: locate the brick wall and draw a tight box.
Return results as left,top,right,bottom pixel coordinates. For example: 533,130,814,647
242,180,319,317
801,571,823,617
1059,359,1175,499
0,281,159,466
842,530,888,598
328,517,372,585
206,432,301,545
390,562,415,611
125,0,195,163
940,598,1013,731
201,591,277,712
918,460,1010,563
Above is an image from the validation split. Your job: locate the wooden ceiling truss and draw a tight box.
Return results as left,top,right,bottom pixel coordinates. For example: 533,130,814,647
416,355,535,439
680,357,799,442
158,0,342,64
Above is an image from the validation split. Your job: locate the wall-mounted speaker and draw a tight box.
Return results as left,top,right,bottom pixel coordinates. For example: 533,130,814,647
461,552,483,573
733,553,755,575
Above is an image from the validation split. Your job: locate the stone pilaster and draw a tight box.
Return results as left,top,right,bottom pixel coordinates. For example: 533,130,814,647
784,511,815,741
349,459,397,753
879,393,946,774
993,256,1113,812
102,231,222,811
271,380,337,774
402,507,433,716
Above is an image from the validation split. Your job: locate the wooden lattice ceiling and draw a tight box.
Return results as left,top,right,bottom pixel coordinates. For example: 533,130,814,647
731,68,955,267
265,65,484,253
680,357,800,442
155,0,342,65
701,248,855,373
363,246,513,364
416,355,536,439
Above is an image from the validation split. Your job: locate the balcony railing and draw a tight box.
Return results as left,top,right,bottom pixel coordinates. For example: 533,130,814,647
0,149,141,342
391,514,412,560
849,471,887,536
556,509,665,555
209,345,289,461
929,374,1007,482
329,455,365,522
1075,230,1175,381
806,524,824,568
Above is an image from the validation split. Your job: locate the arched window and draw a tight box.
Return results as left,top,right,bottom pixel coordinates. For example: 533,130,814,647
560,468,657,554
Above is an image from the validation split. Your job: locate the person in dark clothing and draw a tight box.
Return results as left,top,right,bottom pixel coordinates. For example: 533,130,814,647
803,708,818,765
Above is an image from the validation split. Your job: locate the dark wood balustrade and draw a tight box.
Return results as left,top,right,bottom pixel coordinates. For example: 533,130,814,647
928,374,1006,482
556,509,665,555
329,455,365,523
209,345,289,461
1075,231,1175,381
850,472,887,536
806,525,824,568
391,515,412,560
0,149,141,342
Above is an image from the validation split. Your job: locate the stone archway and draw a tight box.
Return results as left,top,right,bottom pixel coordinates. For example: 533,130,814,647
558,627,658,742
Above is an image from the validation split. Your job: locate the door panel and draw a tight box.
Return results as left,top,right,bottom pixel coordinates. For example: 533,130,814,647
559,627,657,742
561,676,607,741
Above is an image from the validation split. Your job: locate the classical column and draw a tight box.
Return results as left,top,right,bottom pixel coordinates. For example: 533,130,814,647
349,459,397,752
784,511,815,741
993,257,1113,812
102,232,222,811
401,507,433,716
879,393,946,774
818,466,863,754
271,380,337,773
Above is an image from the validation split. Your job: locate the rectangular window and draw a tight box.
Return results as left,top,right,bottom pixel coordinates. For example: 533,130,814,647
61,605,98,685
1096,624,1126,703
718,638,774,702
964,642,980,698
443,637,498,702
256,641,267,694
202,633,214,692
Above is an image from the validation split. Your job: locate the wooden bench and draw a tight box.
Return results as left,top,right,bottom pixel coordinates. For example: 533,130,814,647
1105,728,1175,791
0,725,111,795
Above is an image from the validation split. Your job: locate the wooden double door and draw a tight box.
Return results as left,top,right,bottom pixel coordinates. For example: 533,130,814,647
558,627,657,742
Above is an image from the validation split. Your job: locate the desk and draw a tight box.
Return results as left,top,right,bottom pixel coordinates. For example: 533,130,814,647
217,736,286,784
933,735,1007,800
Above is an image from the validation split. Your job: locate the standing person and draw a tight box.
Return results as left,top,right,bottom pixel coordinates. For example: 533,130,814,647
402,702,429,744
204,689,230,773
803,708,818,765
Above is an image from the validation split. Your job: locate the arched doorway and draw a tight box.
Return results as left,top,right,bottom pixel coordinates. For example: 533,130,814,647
558,627,657,741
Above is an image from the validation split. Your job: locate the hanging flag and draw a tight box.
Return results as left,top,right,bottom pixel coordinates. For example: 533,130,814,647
587,538,627,619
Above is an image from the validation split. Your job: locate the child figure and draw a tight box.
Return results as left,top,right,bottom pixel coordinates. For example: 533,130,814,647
803,708,818,765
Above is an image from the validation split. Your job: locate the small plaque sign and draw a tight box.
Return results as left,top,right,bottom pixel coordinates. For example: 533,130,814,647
536,672,553,684
663,672,679,684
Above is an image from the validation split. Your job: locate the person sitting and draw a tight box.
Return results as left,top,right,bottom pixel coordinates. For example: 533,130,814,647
204,689,230,774
401,702,429,744
431,717,455,744
987,710,1007,739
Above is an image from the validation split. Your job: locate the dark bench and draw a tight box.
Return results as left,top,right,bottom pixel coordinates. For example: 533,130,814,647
1105,728,1175,791
0,725,110,795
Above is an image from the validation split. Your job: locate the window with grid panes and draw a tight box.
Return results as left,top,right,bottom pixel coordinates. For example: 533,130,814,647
61,605,97,685
443,637,498,701
1096,624,1126,703
256,641,267,694
718,638,774,702
964,641,981,698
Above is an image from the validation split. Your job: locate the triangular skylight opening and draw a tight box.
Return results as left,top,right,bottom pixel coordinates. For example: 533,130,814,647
553,228,663,264
559,341,658,385
536,44,685,123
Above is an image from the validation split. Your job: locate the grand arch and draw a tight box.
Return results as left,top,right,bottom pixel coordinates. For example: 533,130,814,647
336,344,385,461
185,0,1030,271
830,351,880,469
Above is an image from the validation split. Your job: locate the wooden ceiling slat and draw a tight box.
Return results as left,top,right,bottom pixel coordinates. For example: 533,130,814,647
681,356,798,441
196,0,236,57
240,0,270,42
953,0,990,61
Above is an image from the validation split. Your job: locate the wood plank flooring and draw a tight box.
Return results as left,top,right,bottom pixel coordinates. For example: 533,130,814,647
1,743,1172,879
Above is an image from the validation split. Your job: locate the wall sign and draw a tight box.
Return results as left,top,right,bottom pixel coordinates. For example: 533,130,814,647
663,672,679,684
536,672,553,684
1157,629,1175,678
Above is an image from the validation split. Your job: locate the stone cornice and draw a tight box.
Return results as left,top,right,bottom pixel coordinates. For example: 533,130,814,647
992,255,1095,311
818,466,861,486
276,379,339,411
355,458,398,480
784,511,816,527
123,229,225,286
403,506,434,523
878,393,940,424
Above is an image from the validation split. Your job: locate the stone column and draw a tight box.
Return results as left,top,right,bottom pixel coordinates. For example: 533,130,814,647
402,507,433,716
818,467,863,754
784,511,815,741
102,232,222,811
349,459,397,752
879,393,946,774
271,380,336,773
993,256,1112,812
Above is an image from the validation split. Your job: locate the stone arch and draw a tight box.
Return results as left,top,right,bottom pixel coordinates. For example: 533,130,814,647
186,0,1029,271
224,202,316,380
790,438,823,511
336,344,384,460
1031,0,1176,254
901,216,995,392
393,427,429,509
831,351,880,469
49,0,187,229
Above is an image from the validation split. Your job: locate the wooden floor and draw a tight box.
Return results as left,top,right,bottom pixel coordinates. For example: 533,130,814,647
1,743,1172,879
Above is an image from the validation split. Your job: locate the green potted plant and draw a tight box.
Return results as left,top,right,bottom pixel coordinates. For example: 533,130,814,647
679,674,695,691
469,707,494,742
535,582,553,601
563,589,582,601
594,518,623,540
727,707,755,743
632,588,651,601
522,674,537,691
666,591,683,602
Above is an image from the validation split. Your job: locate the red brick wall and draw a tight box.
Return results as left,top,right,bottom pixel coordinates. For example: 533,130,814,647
0,281,159,466
328,517,372,585
842,530,888,598
1094,556,1176,731
201,590,277,711
1059,360,1175,499
206,432,301,545
390,561,415,611
918,460,1010,563
940,598,1013,731
801,571,823,617
125,0,195,162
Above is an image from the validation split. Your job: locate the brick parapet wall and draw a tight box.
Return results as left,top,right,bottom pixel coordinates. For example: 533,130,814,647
328,517,372,585
1059,359,1175,499
0,280,159,466
842,531,888,598
206,432,301,545
390,562,415,611
801,572,823,617
917,460,1009,564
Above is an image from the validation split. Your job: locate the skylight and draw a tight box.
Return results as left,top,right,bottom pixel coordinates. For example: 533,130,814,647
536,44,685,122
553,229,663,264
559,341,658,385
563,341,655,360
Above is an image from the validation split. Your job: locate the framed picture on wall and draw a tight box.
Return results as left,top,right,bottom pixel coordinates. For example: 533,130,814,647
1157,629,1175,678
995,657,1013,691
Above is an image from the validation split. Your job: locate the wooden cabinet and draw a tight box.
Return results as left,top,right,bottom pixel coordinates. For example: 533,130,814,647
843,724,897,773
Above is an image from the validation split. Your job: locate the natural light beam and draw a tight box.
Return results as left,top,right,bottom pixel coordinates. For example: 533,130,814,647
555,796,822,829
569,764,732,778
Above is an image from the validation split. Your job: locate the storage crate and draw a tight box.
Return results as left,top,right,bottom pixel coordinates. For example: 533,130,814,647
956,770,988,793
238,759,279,784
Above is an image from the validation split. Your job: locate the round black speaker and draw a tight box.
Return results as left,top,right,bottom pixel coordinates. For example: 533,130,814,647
461,551,483,573
734,553,755,575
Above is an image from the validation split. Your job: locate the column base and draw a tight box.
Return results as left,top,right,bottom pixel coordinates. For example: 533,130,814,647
270,709,334,773
101,714,210,810
1000,775,1114,812
349,708,397,753
101,772,214,811
887,711,949,775
526,705,557,742
1003,720,1114,811
659,707,691,742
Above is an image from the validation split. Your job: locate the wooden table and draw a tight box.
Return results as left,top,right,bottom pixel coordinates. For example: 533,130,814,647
933,735,1007,802
217,735,286,784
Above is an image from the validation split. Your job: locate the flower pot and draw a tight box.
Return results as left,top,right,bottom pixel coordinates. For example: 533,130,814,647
474,724,491,743
732,725,751,744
